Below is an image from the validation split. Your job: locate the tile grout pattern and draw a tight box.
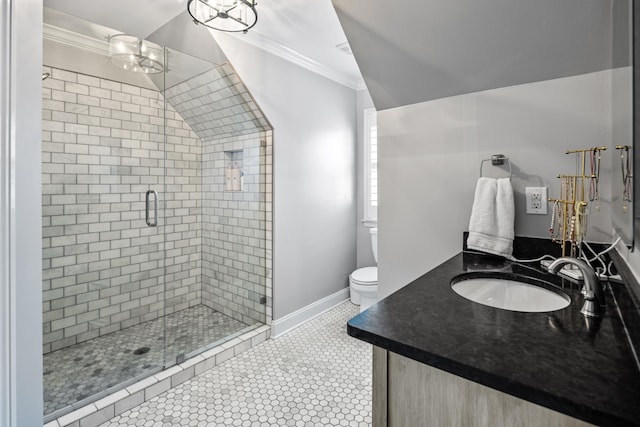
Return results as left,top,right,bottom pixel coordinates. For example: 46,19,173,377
164,63,271,141
42,63,274,355
101,302,371,427
41,65,204,354
42,62,274,417
201,131,269,326
44,304,251,416
165,63,273,327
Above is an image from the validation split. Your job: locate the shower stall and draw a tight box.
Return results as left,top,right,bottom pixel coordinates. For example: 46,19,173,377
41,8,272,421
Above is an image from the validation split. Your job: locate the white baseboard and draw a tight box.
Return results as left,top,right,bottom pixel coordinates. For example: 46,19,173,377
271,287,350,338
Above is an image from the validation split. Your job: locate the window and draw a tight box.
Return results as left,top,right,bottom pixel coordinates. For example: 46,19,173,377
364,108,378,221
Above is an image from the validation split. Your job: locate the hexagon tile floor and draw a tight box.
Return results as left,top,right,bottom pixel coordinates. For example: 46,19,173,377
101,302,372,427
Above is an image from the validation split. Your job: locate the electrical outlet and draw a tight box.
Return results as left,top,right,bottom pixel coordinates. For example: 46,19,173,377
525,187,548,214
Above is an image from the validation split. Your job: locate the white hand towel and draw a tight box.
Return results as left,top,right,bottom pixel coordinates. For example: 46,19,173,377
467,177,515,259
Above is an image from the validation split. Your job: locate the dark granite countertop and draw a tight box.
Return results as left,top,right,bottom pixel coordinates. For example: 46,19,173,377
347,252,640,426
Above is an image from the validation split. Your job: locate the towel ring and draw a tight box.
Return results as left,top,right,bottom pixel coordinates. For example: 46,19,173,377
480,154,512,179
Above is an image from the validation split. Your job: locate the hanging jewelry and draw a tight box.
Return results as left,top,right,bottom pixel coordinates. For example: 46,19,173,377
568,214,575,241
620,146,632,212
549,200,561,243
589,148,601,210
627,150,633,200
549,200,556,239
571,216,578,258
569,214,577,258
575,201,588,245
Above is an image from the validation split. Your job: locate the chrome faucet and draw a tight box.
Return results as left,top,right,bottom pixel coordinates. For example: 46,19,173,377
548,257,604,318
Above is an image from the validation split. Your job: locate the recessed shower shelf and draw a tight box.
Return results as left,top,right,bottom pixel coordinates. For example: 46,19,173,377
224,150,244,192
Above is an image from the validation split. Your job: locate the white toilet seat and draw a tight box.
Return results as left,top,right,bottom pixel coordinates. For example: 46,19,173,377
350,267,377,285
349,267,378,312
349,227,378,312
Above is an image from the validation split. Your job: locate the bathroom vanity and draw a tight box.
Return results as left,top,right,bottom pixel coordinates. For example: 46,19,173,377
348,251,640,427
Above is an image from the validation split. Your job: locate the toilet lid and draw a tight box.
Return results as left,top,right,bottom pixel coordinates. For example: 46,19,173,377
351,267,377,284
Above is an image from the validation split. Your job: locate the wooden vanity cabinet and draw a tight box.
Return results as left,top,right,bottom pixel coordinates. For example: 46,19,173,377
372,346,593,427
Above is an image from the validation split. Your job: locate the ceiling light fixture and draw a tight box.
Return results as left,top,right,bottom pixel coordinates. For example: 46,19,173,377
187,0,258,34
108,34,164,74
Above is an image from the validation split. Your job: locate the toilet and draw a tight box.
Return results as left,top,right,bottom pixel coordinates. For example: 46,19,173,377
349,227,378,312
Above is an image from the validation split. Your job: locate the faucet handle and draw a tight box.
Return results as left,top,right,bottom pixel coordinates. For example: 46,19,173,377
580,292,601,318
548,257,604,318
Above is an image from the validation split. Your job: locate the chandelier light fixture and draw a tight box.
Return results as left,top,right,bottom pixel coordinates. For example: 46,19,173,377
108,34,164,74
187,0,258,34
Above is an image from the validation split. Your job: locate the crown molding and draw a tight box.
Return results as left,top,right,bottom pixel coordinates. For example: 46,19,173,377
43,23,109,56
220,29,364,91
44,22,370,92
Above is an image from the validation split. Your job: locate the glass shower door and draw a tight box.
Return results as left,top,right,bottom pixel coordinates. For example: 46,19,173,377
160,49,268,366
160,48,230,365
42,8,168,418
42,6,270,420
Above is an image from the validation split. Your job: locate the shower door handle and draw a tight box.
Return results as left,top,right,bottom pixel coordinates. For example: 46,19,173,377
145,190,158,227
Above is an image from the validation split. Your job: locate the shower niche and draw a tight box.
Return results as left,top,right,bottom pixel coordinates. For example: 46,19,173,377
42,7,272,422
224,150,244,192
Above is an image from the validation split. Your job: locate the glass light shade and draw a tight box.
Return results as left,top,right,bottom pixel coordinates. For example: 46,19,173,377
187,0,258,33
108,34,164,74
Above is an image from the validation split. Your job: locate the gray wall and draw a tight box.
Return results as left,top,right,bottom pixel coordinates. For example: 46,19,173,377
335,0,627,299
1,0,44,425
212,33,358,320
333,0,622,110
378,70,613,299
356,89,376,268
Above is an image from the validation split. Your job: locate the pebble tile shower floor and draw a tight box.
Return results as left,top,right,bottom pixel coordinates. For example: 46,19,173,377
101,302,372,427
44,305,251,415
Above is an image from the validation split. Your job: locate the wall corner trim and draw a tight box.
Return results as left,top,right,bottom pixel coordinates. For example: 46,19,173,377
271,288,350,338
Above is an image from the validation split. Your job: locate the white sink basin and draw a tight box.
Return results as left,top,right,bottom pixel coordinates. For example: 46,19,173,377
451,274,571,313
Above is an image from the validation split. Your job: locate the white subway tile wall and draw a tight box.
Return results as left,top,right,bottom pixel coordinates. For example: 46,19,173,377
200,133,270,325
42,66,203,353
164,64,272,327
163,63,271,141
42,64,273,355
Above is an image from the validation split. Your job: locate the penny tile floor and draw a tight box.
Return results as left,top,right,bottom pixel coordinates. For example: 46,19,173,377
44,305,251,416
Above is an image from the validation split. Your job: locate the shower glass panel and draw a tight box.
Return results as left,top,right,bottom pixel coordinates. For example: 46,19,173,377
161,50,268,365
42,9,168,417
42,7,269,422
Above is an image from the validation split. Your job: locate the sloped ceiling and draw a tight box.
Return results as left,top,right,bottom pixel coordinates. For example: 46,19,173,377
332,0,629,111
43,0,364,90
165,63,271,141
